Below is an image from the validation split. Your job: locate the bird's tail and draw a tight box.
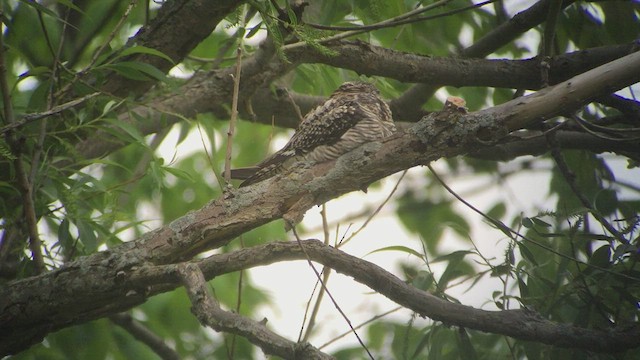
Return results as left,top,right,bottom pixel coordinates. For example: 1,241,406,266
229,167,260,180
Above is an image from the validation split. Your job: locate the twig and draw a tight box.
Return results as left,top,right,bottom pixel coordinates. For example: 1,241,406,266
300,204,332,342
57,0,139,98
541,0,563,57
229,236,246,360
0,92,100,135
85,0,139,71
282,0,455,51
290,226,374,359
305,0,497,32
321,204,330,245
30,4,72,185
285,88,304,122
538,0,562,88
426,165,635,281
318,306,402,350
12,159,45,273
0,5,45,273
224,5,246,183
546,129,628,244
110,313,180,360
176,262,334,359
339,170,407,247
572,114,640,141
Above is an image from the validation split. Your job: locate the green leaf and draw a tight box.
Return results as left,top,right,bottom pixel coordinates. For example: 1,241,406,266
456,328,478,360
531,217,552,228
76,219,98,254
366,245,425,260
57,219,73,253
588,245,611,269
18,0,62,20
434,251,474,289
99,62,170,83
412,270,434,291
245,22,263,38
486,202,506,220
117,45,175,64
518,242,538,266
101,118,148,146
55,0,84,14
594,188,618,216
397,195,470,252
162,166,195,183
518,277,529,299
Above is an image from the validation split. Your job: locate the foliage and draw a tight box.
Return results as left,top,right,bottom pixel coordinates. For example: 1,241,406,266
1,0,639,359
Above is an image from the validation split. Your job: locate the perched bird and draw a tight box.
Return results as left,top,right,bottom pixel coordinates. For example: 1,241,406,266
231,81,396,187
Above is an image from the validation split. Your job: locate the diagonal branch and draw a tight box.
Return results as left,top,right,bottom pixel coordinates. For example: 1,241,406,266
177,262,334,360
82,0,245,98
390,0,576,121
110,313,180,360
73,40,294,161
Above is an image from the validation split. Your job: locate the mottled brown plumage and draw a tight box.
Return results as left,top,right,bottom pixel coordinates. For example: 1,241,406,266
231,81,396,186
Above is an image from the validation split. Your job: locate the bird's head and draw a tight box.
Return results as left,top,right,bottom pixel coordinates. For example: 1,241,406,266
333,81,379,95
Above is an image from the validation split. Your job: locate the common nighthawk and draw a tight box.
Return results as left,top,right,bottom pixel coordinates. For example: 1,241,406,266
231,81,396,186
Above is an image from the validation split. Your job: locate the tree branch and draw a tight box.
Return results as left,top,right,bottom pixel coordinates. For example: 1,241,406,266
73,40,294,160
110,313,181,360
390,0,575,121
176,240,635,354
0,17,45,273
469,130,640,162
88,0,246,97
291,40,637,91
6,240,639,355
177,262,334,360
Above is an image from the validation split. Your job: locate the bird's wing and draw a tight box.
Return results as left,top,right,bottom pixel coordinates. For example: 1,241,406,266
255,98,366,169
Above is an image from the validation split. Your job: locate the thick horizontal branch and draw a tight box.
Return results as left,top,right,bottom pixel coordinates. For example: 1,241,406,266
7,240,639,356
2,47,640,356
470,130,640,162
484,50,640,131
290,40,637,90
